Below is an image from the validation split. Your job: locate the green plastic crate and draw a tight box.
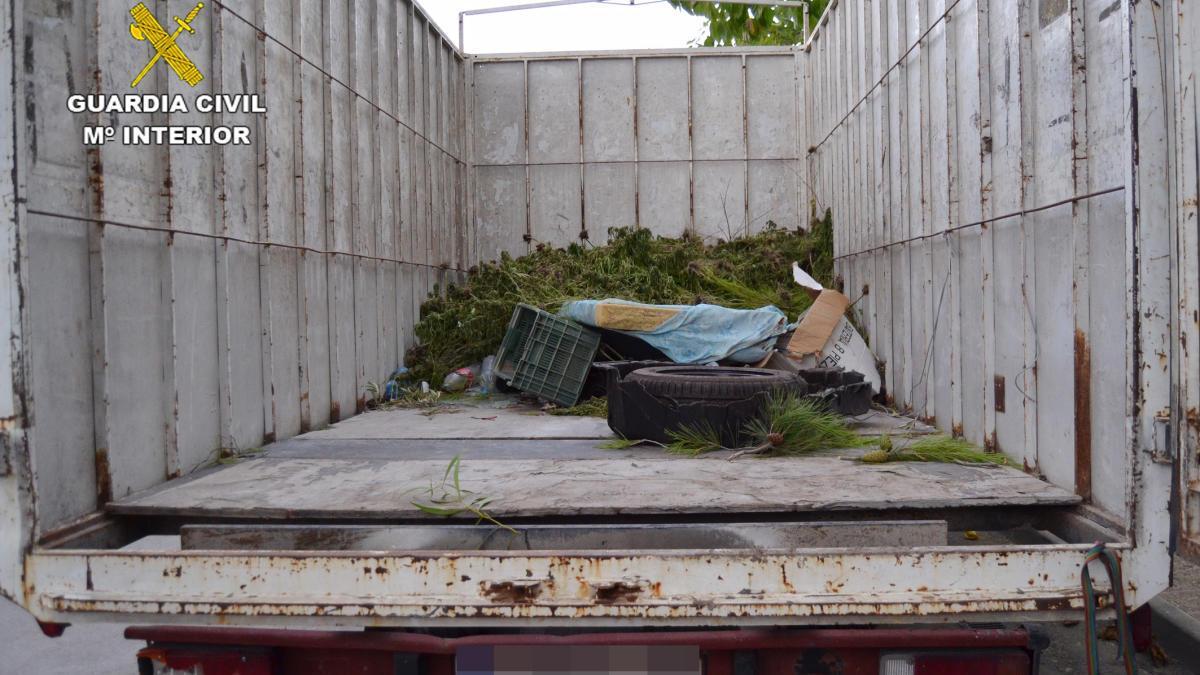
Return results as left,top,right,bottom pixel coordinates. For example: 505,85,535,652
494,304,541,383
510,311,601,407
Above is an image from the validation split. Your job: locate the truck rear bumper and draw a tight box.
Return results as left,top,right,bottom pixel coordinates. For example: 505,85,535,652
127,625,1044,675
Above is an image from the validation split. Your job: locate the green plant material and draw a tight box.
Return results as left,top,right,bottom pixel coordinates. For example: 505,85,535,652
547,397,608,418
669,0,831,46
740,392,864,456
861,434,1013,466
410,456,516,532
366,380,384,407
213,446,265,466
599,437,645,450
408,213,836,385
666,421,726,456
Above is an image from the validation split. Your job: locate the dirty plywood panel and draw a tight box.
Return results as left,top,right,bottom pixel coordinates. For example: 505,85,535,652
297,0,331,432
528,60,582,247
325,0,358,423
1082,0,1133,518
24,0,98,528
165,0,220,475
582,59,635,242
261,0,302,442
473,50,801,241
635,57,690,237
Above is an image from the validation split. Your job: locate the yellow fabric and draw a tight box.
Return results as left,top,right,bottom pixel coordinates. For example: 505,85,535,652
592,303,680,331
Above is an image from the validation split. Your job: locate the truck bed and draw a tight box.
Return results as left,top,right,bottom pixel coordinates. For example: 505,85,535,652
109,397,1078,524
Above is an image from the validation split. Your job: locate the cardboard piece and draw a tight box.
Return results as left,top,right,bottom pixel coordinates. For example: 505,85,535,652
787,289,851,358
785,264,882,394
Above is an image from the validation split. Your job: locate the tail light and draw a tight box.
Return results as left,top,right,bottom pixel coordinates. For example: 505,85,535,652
880,650,1031,675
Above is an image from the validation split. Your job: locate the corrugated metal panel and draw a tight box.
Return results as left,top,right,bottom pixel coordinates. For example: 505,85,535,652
806,0,1180,594
471,48,805,252
9,0,470,540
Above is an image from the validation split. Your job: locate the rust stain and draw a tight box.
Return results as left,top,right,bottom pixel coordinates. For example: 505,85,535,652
330,401,341,423
481,581,542,604
593,581,644,605
94,448,112,504
1073,330,1092,501
994,375,1006,413
952,423,963,438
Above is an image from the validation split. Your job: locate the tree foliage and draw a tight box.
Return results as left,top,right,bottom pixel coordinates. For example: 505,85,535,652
668,1,830,46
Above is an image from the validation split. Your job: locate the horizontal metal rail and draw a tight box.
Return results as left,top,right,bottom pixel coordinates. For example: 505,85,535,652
25,543,1133,627
25,209,463,272
473,156,804,169
832,186,1125,261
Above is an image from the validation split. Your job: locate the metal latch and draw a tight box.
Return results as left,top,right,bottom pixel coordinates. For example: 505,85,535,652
1147,410,1174,465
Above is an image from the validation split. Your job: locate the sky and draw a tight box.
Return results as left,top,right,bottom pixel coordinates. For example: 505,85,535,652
419,0,709,54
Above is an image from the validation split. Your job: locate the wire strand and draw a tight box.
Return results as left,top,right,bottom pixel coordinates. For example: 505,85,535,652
26,208,463,272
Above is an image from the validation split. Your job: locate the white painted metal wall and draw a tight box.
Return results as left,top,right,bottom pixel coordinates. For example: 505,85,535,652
11,0,469,538
470,48,807,254
809,0,1130,517
807,0,1193,571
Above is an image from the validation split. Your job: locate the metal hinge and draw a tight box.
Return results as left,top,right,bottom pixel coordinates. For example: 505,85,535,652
1146,411,1174,465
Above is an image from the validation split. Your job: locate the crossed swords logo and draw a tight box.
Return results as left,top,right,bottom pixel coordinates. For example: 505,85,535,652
129,2,205,88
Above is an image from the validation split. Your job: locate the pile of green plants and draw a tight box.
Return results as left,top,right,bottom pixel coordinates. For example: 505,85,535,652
406,212,836,384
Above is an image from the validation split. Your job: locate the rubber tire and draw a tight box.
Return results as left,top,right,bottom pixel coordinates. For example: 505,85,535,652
625,366,803,402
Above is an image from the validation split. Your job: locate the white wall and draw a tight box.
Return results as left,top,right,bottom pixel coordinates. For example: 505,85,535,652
471,48,807,254
18,0,469,534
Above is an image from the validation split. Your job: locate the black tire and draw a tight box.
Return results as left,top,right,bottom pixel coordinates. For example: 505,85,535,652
625,366,803,402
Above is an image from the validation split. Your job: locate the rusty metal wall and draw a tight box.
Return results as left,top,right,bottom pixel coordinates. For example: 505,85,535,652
1162,0,1199,560
807,0,1193,581
470,48,806,255
13,0,469,537
807,0,1137,520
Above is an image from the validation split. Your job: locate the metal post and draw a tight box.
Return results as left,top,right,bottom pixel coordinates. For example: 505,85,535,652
803,2,810,43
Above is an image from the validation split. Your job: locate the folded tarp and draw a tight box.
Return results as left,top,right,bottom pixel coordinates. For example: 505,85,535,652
560,298,790,365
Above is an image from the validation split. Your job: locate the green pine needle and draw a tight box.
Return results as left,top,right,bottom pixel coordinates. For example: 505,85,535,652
862,434,1013,466
666,421,725,455
547,397,608,418
741,392,864,455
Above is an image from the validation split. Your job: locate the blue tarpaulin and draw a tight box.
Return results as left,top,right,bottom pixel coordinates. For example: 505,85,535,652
560,299,791,364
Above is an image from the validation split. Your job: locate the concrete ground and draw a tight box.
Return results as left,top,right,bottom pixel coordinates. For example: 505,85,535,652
4,595,1197,674
0,598,133,674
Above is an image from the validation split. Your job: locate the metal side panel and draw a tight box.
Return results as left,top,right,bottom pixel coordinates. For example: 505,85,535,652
0,0,32,606
804,0,1179,606
3,0,473,615
23,543,1131,627
1176,0,1200,562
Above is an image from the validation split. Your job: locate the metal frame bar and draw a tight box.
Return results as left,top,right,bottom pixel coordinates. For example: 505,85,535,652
458,0,813,52
25,543,1132,627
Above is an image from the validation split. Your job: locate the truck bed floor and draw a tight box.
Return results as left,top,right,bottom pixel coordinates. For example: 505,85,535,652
108,398,1079,521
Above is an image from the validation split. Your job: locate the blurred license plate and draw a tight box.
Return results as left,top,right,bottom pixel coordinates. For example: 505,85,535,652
456,645,700,675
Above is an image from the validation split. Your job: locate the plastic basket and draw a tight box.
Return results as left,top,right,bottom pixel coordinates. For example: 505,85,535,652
494,304,542,383
510,312,601,407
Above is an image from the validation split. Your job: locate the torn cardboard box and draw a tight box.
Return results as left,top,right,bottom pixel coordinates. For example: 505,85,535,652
786,263,882,394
